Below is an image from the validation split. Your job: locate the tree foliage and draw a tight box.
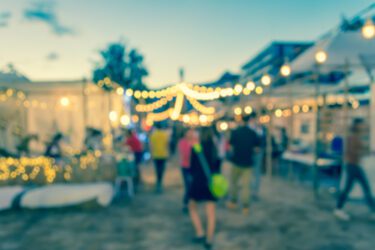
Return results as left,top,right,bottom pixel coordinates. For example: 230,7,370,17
93,43,148,91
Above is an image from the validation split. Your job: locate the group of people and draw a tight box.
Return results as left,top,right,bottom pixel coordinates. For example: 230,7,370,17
143,113,262,249
141,114,374,249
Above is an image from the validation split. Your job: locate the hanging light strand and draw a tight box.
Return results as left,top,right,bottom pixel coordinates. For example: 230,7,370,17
186,96,216,115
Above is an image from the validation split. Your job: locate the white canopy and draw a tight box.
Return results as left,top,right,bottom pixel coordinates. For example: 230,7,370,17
291,30,375,73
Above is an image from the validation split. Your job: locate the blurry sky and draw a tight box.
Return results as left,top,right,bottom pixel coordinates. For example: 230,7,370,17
0,0,373,88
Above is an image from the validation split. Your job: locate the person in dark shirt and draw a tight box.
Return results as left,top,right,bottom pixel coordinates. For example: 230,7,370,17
227,113,260,214
45,133,64,159
334,118,375,221
188,127,219,250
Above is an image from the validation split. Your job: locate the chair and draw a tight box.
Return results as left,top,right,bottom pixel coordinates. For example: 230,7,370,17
115,157,136,199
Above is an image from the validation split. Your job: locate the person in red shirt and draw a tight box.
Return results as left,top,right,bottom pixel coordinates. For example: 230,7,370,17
178,128,197,212
125,130,144,186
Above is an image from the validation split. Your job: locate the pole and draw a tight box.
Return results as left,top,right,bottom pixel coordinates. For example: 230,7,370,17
342,60,350,182
266,87,273,178
313,64,321,198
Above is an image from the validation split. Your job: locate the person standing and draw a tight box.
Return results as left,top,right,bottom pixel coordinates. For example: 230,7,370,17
334,118,375,221
149,123,170,193
178,128,196,212
227,114,260,214
125,130,144,186
188,127,219,250
251,122,266,200
45,133,64,159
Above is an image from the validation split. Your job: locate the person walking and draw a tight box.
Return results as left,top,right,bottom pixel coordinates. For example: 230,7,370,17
125,130,144,186
149,123,170,193
188,127,219,250
227,114,260,214
334,118,375,221
178,128,196,212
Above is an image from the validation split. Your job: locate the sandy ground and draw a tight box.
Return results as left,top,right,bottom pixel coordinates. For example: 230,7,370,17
0,160,374,250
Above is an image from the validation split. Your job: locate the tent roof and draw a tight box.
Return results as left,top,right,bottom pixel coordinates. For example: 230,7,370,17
290,30,375,73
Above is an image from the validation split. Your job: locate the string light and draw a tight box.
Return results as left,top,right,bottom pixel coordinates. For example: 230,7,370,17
244,106,253,114
246,81,256,91
171,92,184,120
261,74,272,86
0,153,100,184
199,114,208,124
116,87,124,95
147,108,173,122
255,86,263,95
131,115,139,123
315,50,327,64
120,115,130,126
234,84,243,95
183,114,191,123
126,89,134,97
187,96,216,115
275,109,283,118
280,64,291,77
293,105,300,113
60,97,70,107
218,121,228,131
135,97,170,112
362,18,375,39
352,100,360,109
134,90,142,99
109,110,118,122
179,83,220,101
302,104,310,113
234,107,242,115
243,88,251,95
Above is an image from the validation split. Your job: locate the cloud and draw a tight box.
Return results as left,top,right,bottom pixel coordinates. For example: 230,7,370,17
0,11,11,28
46,52,59,61
23,1,74,36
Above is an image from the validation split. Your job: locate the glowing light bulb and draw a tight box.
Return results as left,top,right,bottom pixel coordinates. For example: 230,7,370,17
244,106,253,114
60,97,70,107
134,91,142,99
116,87,124,95
246,81,255,91
219,122,228,131
255,86,263,95
293,105,300,114
120,115,130,126
234,107,242,115
280,64,291,77
234,84,243,94
315,50,327,64
109,111,118,122
302,105,309,113
275,109,283,118
261,74,272,86
352,100,360,109
362,18,375,39
199,115,208,123
126,89,134,97
183,115,190,123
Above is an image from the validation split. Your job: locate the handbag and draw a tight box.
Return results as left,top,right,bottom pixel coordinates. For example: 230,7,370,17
193,144,229,199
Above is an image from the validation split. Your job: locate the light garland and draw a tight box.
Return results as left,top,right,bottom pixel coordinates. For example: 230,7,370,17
0,156,57,183
179,83,220,101
0,153,99,184
147,108,173,122
171,91,184,120
186,96,216,115
135,97,170,112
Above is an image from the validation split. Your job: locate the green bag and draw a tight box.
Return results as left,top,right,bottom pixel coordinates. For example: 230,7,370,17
193,144,229,199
